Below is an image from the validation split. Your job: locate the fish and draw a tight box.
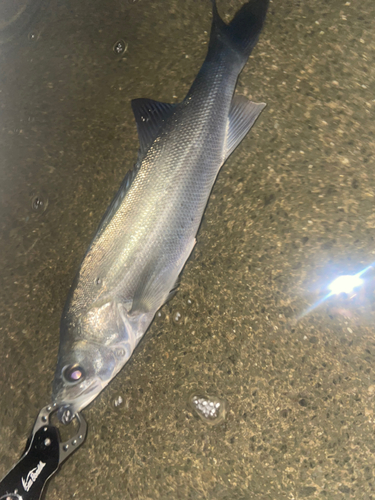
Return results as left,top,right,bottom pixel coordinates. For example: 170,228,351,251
52,0,269,423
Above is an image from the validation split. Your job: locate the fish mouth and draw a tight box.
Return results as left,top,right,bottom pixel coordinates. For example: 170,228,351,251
54,377,103,424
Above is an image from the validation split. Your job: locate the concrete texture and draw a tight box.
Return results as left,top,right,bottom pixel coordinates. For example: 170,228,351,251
1,0,375,498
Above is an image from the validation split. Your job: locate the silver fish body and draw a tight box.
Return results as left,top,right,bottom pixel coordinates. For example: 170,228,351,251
52,0,269,422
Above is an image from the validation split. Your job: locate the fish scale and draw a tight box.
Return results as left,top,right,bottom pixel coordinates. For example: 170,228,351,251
52,0,269,424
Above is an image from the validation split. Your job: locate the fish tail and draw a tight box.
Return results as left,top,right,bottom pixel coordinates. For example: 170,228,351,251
209,0,269,65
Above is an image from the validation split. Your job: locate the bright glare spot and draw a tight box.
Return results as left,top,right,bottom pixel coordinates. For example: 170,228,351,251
297,262,375,321
327,274,364,295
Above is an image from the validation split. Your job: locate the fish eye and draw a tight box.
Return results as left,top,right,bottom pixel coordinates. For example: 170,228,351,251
62,365,85,384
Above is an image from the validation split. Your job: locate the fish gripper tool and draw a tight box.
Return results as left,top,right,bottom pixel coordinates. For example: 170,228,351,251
0,404,87,500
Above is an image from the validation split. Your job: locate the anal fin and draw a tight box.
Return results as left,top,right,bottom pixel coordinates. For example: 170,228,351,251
225,95,266,160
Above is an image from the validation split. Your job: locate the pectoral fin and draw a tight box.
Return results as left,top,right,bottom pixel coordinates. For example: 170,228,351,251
130,238,196,314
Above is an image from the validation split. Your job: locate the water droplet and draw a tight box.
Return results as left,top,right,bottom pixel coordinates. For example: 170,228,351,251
115,347,125,358
113,395,123,408
189,393,226,425
174,311,182,323
28,30,39,42
44,438,51,447
32,196,43,210
113,39,128,55
63,444,69,452
31,192,48,213
60,408,73,425
95,277,102,286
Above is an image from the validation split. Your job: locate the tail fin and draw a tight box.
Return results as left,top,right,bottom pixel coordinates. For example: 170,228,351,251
209,0,269,64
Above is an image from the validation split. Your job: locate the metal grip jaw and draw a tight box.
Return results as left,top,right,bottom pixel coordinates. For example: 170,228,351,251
0,404,87,500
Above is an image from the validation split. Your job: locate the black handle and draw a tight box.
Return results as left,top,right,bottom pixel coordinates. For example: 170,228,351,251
0,425,60,500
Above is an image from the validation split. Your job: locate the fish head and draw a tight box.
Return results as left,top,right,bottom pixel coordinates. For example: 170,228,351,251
52,338,118,424
52,300,154,424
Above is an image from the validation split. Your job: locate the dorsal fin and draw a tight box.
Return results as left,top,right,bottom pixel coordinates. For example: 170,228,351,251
94,99,176,241
131,98,176,156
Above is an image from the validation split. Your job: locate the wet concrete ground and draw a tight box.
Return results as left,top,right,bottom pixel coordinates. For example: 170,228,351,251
1,0,375,498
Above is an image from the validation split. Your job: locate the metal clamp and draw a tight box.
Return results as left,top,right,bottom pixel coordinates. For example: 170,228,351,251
0,404,87,500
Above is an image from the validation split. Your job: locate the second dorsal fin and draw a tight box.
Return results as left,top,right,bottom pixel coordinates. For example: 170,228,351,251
131,98,177,155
